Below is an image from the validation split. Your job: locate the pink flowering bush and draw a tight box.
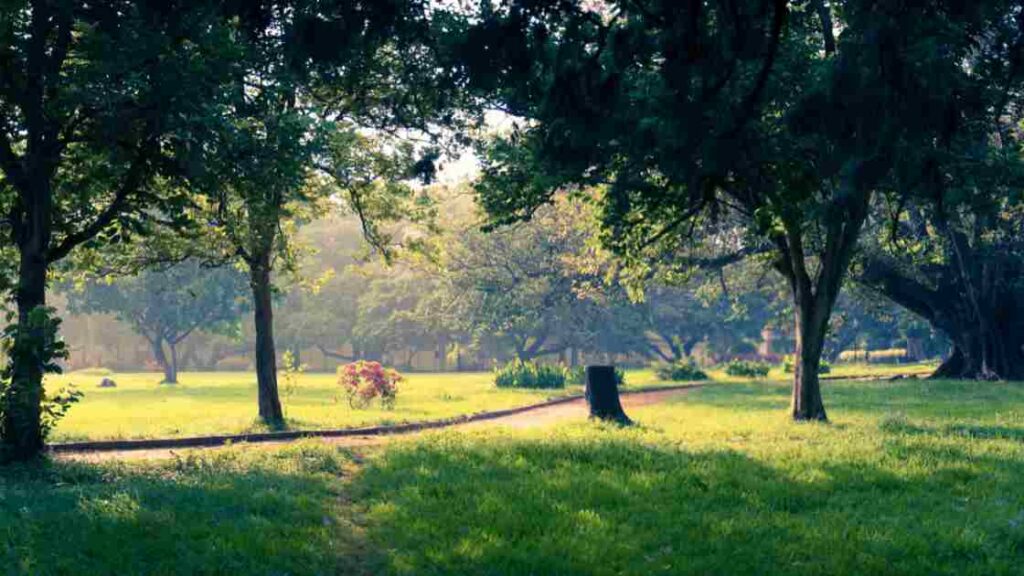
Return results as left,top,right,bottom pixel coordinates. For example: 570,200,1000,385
337,361,402,409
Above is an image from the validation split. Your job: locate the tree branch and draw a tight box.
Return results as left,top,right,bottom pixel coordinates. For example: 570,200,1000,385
47,150,151,263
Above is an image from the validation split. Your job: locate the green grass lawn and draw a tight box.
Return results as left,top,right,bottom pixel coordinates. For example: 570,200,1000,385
5,373,1022,575
47,369,669,442
353,378,1024,575
47,365,931,442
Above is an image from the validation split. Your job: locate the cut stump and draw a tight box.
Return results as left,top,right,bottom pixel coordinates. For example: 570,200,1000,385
585,365,632,425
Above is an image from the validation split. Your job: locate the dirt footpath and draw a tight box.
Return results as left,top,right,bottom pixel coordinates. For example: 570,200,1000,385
58,386,698,462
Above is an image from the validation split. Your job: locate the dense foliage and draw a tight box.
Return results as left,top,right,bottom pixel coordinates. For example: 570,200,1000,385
494,360,567,390
654,360,709,382
457,0,1024,421
724,360,773,379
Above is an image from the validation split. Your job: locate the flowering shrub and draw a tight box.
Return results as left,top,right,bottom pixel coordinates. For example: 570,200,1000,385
337,361,402,409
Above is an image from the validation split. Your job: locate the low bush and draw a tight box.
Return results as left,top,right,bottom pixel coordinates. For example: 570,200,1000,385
838,348,908,364
337,361,402,409
654,360,709,381
565,365,627,387
781,355,831,374
724,360,772,378
494,360,566,389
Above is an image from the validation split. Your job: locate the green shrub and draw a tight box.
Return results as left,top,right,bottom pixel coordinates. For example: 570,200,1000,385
565,366,626,387
781,355,831,374
654,360,709,381
724,360,772,378
494,360,566,389
838,348,908,364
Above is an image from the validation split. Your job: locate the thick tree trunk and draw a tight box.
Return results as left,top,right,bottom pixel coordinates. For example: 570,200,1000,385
932,346,965,379
149,337,177,384
585,365,631,424
935,322,1024,380
792,298,828,421
858,256,1024,380
3,247,48,460
773,189,870,422
249,254,284,424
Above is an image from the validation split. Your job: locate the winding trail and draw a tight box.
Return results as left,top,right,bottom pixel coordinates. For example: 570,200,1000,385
57,385,699,462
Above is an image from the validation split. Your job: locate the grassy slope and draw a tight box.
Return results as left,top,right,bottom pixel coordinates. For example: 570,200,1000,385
4,374,1022,575
47,369,670,442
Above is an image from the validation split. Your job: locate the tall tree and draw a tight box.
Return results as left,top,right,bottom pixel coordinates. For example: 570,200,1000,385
457,0,1016,420
853,3,1024,380
858,198,1024,379
189,0,465,424
0,1,237,459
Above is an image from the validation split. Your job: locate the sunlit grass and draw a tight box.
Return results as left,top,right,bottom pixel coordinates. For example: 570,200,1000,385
352,377,1024,575
6,372,1022,574
47,368,667,442
47,371,571,442
46,364,933,442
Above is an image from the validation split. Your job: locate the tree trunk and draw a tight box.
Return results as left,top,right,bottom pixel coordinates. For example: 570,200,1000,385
585,365,631,425
168,341,179,383
3,245,48,460
932,346,965,379
858,256,1024,380
792,297,828,421
149,337,177,384
249,254,284,424
935,321,1023,380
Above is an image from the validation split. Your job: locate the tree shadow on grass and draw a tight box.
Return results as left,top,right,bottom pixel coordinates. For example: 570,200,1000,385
0,444,378,576
880,413,1024,443
351,434,1024,576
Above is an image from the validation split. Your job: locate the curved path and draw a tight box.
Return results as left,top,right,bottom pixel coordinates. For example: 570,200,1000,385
57,385,699,462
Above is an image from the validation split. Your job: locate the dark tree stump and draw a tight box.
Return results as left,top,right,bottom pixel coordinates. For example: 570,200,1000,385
585,366,632,425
